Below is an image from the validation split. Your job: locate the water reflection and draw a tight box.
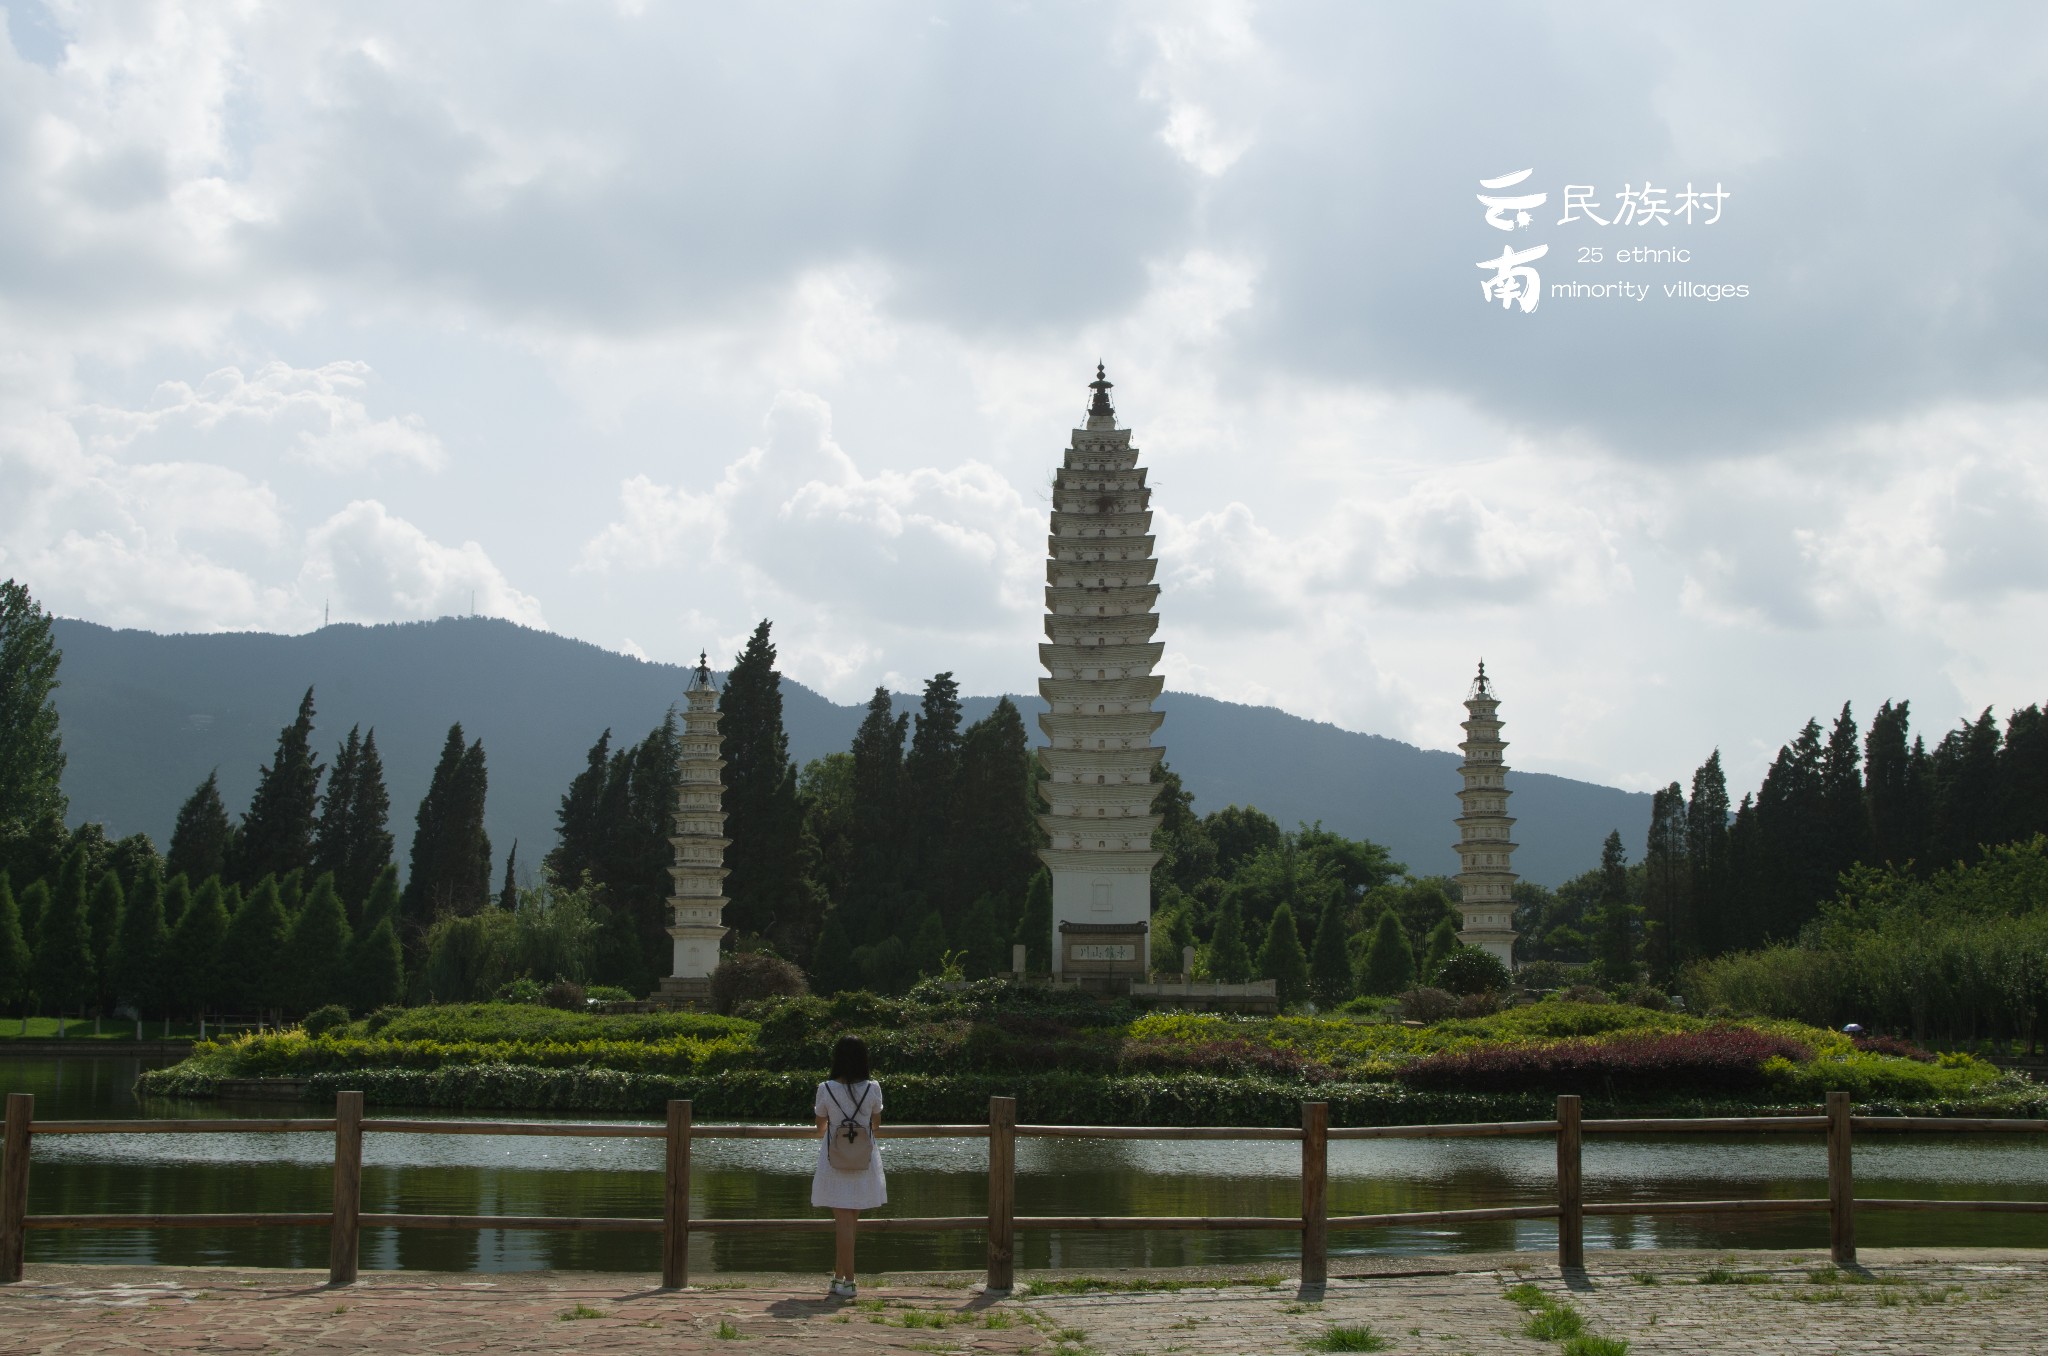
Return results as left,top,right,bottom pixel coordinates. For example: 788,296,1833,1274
7,1056,2045,1273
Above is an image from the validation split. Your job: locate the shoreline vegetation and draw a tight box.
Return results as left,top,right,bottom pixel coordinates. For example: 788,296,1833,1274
134,986,2045,1122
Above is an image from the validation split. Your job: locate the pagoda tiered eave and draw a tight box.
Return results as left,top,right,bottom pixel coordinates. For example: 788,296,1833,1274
1040,674,1165,706
1038,746,1165,776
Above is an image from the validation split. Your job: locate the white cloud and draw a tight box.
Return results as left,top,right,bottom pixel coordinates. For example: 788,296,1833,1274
300,499,544,628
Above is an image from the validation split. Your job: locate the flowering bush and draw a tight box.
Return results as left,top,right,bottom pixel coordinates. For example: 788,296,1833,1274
1396,1027,1814,1095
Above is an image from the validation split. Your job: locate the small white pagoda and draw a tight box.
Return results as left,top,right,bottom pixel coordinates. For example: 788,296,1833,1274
1453,661,1519,968
1036,365,1164,988
656,652,730,1002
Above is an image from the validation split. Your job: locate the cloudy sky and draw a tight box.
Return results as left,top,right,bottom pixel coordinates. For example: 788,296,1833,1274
3,1,2045,797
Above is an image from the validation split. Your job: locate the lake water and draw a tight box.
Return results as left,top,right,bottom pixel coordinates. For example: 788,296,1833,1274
6,1055,2045,1275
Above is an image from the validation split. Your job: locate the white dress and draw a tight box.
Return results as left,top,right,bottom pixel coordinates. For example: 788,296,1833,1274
810,1078,887,1211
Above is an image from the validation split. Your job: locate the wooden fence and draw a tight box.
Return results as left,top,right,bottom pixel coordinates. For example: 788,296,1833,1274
2,1090,2044,1290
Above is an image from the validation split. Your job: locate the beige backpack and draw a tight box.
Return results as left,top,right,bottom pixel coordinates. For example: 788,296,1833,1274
822,1081,874,1171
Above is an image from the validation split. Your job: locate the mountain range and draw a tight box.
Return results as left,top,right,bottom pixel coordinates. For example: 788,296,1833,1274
48,617,1651,888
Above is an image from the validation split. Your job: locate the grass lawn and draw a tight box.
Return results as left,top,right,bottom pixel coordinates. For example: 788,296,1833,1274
0,1015,205,1041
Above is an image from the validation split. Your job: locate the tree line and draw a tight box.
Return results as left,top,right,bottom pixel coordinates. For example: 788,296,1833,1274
1516,698,2048,986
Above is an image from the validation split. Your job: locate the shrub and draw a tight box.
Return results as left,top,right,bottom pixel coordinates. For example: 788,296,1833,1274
363,1005,404,1034
1852,1033,1936,1063
1455,991,1503,1018
1562,984,1609,1005
1398,1027,1814,1095
1434,947,1512,996
710,953,808,1015
303,1004,351,1038
1619,984,1670,1012
1396,987,1459,1024
494,978,546,1005
585,985,634,1003
542,980,586,1010
1516,959,1569,991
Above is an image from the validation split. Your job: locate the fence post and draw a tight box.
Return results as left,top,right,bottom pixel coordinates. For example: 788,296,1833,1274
327,1090,363,1285
662,1099,693,1289
1827,1090,1855,1265
1555,1094,1582,1271
1300,1100,1328,1288
986,1096,1017,1292
3,1093,35,1283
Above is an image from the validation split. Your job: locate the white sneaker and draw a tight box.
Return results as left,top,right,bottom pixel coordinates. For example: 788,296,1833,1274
829,1278,855,1299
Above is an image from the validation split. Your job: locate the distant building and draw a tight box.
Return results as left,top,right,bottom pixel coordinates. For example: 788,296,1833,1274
1453,662,1519,968
1035,365,1163,989
656,654,729,1002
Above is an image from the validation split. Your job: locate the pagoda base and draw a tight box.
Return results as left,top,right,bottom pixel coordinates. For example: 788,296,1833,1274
653,976,712,1005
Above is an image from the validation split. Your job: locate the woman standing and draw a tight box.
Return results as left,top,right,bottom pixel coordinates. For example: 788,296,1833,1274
812,1034,885,1298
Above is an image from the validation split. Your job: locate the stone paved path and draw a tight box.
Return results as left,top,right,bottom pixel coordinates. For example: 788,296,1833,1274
1,1249,2042,1354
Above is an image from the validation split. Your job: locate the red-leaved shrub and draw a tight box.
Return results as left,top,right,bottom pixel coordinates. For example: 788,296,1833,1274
1852,1033,1936,1063
1395,1027,1812,1095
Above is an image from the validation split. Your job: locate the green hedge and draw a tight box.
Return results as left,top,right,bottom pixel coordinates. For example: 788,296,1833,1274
129,1060,2048,1123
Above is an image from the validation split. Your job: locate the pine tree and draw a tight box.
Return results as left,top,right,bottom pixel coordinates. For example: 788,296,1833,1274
1257,901,1311,1007
904,672,964,905
0,874,27,1011
345,916,404,1014
498,842,519,911
110,860,167,1016
168,878,229,1017
1208,896,1251,983
1640,783,1689,982
220,876,289,1012
167,772,236,886
234,688,324,886
87,869,125,1011
719,623,809,951
1356,910,1416,996
284,874,353,1014
1686,751,1733,957
1420,916,1460,980
1014,868,1052,972
33,848,96,1012
1307,894,1353,1005
0,578,67,830
400,724,492,932
1592,830,1636,984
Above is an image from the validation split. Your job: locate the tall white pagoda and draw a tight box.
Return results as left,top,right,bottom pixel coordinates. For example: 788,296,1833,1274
1453,661,1519,968
655,653,730,1002
1036,365,1164,988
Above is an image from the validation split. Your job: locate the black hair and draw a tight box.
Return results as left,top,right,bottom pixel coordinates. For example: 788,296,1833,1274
829,1034,871,1085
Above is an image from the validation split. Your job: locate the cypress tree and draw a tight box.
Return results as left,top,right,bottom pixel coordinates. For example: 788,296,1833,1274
345,916,404,1014
0,874,26,1011
1685,751,1732,957
959,893,1006,978
283,875,353,1014
601,715,688,988
1592,830,1636,983
220,877,289,1012
1257,901,1311,1007
1929,709,2002,868
401,724,492,932
168,878,229,1018
235,687,324,885
1014,867,1053,973
909,910,948,978
313,725,360,887
360,864,400,933
1420,916,1461,980
110,860,167,1016
498,842,519,911
0,578,67,830
15,879,47,966
1357,910,1416,996
1307,894,1353,1005
810,913,857,994
1864,701,1923,866
1150,760,1218,896
846,687,909,939
1820,702,1869,883
1640,783,1689,982
1208,896,1251,983
546,729,611,886
1751,720,1828,943
718,623,809,951
87,869,125,1010
313,725,395,913
167,771,236,887
953,697,1043,917
34,848,96,1012
904,672,964,906
161,875,192,931
2001,704,2048,844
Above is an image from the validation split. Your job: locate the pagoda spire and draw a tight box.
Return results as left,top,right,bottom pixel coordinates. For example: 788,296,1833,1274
1036,364,1163,988
1452,662,1518,968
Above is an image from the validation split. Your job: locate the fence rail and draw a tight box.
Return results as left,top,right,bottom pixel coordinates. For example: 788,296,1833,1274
2,1089,2044,1291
